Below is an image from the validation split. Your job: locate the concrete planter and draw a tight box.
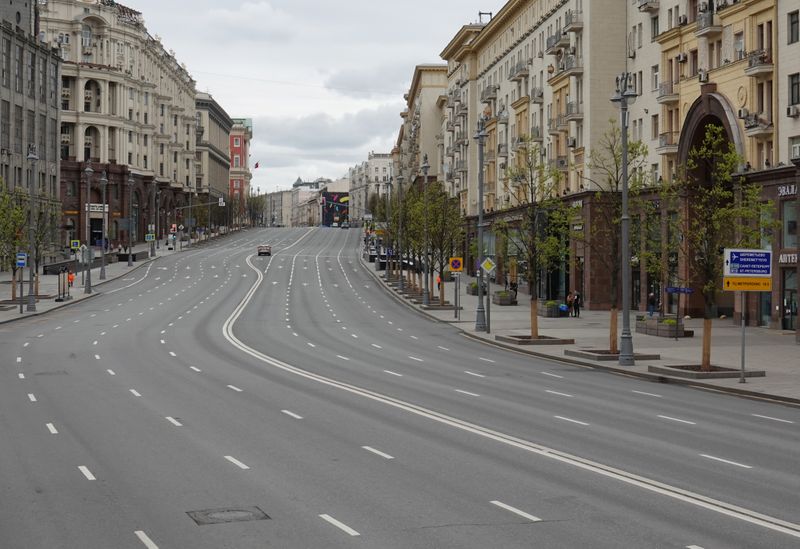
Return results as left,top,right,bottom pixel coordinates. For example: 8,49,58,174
537,301,568,317
635,315,691,338
492,291,517,306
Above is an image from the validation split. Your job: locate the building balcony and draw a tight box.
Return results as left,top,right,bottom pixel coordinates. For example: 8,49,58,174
497,143,509,157
565,101,583,121
455,131,468,145
531,87,544,103
547,118,560,135
456,103,468,117
545,32,569,55
455,160,467,173
696,12,722,37
549,156,569,171
485,148,496,162
744,49,774,77
530,127,544,143
656,131,679,155
656,81,679,104
564,10,583,32
481,84,498,102
743,113,774,137
446,121,455,132
637,0,659,12
508,60,530,81
563,55,583,76
446,145,454,157
512,135,529,151
557,114,569,131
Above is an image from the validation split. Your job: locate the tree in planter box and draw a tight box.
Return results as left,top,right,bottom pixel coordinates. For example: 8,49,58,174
503,138,573,339
428,180,463,304
660,124,776,371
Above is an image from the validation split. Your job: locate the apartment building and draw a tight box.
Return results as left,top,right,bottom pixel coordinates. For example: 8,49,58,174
195,93,233,232
39,0,197,246
348,151,391,225
229,117,252,228
265,189,292,227
0,4,62,256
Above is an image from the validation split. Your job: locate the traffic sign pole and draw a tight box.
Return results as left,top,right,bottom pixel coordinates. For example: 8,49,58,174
740,291,746,384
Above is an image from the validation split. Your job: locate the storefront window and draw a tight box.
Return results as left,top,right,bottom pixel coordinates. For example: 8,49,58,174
783,200,798,249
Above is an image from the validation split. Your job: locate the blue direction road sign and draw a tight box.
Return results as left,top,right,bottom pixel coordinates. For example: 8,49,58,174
724,248,772,277
666,287,695,294
16,252,27,268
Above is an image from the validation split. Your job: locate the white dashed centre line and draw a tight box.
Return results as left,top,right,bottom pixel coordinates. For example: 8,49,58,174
751,414,794,424
479,357,496,363
384,370,403,377
23,342,29,347
16,357,21,363
129,389,142,397
166,417,183,427
437,346,450,351
337,355,350,361
554,416,590,426
281,410,303,419
632,390,663,398
490,501,542,522
362,446,394,460
307,342,316,348
658,415,696,425
190,366,201,373
46,423,58,434
28,393,37,402
169,352,176,357
319,514,360,537
700,454,752,469
464,371,486,378
227,385,243,392
546,390,574,398
107,369,116,376
18,373,25,379
455,389,481,397
541,372,564,379
224,456,250,469
78,466,96,480
134,530,159,549
95,354,101,360
371,344,383,349
408,356,423,362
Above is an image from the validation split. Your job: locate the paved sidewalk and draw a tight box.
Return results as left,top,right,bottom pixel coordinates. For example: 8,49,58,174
0,231,238,325
362,254,800,406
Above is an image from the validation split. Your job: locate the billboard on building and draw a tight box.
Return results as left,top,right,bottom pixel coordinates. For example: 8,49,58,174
321,192,349,226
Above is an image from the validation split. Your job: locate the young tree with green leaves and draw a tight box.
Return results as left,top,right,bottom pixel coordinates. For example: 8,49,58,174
504,138,573,339
427,180,463,304
0,186,27,301
579,120,650,353
661,124,774,371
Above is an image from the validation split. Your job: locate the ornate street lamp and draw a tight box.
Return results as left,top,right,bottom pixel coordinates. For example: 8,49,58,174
127,173,133,267
99,170,108,280
26,146,38,311
474,118,488,331
83,165,93,294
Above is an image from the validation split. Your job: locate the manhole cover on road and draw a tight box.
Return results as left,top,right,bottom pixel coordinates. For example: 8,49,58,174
187,506,270,526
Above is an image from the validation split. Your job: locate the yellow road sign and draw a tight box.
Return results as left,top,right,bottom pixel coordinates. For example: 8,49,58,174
449,257,463,272
481,257,496,274
723,277,772,292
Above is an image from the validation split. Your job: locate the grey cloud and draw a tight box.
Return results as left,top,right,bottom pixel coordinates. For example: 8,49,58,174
323,65,410,99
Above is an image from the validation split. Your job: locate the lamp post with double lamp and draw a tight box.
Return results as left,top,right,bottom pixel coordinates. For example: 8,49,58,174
83,165,93,295
26,146,38,311
127,173,133,267
610,72,637,366
99,171,108,280
421,155,430,305
474,117,488,331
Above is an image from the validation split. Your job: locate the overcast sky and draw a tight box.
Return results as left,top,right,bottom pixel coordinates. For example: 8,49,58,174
129,0,506,193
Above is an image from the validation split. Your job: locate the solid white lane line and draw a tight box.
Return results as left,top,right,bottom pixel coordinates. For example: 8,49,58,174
437,346,450,351
490,500,542,522
78,466,96,480
281,410,303,419
384,370,403,377
362,446,394,460
372,344,383,349
166,417,183,427
554,416,589,426
658,415,696,425
541,372,564,379
227,385,243,392
130,389,142,397
700,454,752,469
479,357,496,363
190,366,201,372
751,414,794,424
224,455,250,469
408,356,424,362
546,390,574,398
464,371,486,378
337,355,350,361
107,369,116,376
319,514,360,537
455,389,480,397
633,390,663,398
46,423,58,434
28,394,37,402
134,530,159,549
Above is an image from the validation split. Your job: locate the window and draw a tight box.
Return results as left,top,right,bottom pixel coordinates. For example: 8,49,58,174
651,65,659,90
651,114,659,140
651,16,659,40
81,24,92,47
233,155,240,168
234,180,240,189
637,23,643,48
784,199,798,249
234,137,240,147
790,73,800,105
160,143,164,155
734,32,745,60
790,11,799,44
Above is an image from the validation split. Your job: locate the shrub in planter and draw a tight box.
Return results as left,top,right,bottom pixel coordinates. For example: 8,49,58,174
492,290,517,306
661,318,678,326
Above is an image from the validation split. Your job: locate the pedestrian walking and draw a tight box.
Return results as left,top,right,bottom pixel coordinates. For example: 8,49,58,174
67,271,75,288
572,291,581,318
647,292,657,317
567,292,574,316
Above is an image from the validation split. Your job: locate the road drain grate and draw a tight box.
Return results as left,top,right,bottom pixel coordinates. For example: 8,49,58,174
187,506,270,526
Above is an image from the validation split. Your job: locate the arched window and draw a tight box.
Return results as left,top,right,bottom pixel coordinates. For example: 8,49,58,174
81,24,92,48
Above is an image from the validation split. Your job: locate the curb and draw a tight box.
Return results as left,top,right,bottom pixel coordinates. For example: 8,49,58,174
361,251,800,409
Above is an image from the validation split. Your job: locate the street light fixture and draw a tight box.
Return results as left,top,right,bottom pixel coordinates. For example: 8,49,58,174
83,165,94,294
127,173,133,267
26,146,38,311
385,174,393,281
474,117,488,331
99,171,108,280
421,154,430,306
610,71,638,366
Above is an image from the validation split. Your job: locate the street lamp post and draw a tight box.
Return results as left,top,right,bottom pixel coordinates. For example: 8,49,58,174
150,182,156,257
385,175,392,280
26,146,38,311
156,190,162,249
396,175,404,293
84,165,93,295
474,118,488,331
421,155,430,305
127,173,133,267
99,171,108,280
611,72,638,366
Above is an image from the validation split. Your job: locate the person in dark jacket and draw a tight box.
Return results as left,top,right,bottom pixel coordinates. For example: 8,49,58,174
572,291,581,318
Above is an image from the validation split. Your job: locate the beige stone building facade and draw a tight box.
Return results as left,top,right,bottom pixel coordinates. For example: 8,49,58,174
195,92,232,231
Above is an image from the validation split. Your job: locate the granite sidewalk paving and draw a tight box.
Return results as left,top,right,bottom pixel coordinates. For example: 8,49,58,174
362,254,800,406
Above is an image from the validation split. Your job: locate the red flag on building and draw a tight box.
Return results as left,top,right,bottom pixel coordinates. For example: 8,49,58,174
254,161,260,169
